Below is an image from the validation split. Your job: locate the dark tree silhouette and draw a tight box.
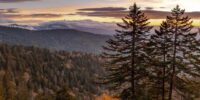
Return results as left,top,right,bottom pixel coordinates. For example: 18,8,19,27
149,21,172,100
166,5,198,100
102,3,152,100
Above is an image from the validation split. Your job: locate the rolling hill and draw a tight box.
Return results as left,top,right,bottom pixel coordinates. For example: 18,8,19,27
0,26,110,53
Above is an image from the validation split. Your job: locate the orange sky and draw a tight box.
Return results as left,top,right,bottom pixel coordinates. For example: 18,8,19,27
7,6,200,26
1,0,200,26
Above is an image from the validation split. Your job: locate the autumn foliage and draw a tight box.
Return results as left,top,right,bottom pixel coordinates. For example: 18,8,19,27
95,94,119,100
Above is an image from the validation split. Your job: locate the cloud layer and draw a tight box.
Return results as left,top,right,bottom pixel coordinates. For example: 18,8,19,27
4,14,63,19
0,0,40,3
0,8,63,19
76,7,200,19
1,6,200,26
78,7,127,12
36,20,117,35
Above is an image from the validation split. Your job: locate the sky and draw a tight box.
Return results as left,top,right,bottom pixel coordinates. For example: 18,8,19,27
1,0,200,26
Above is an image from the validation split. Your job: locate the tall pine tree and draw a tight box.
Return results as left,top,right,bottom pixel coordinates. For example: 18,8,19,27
148,21,172,100
102,3,152,100
166,5,199,100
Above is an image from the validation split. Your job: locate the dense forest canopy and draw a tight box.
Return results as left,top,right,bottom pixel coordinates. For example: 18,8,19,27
0,44,105,100
2,2,200,100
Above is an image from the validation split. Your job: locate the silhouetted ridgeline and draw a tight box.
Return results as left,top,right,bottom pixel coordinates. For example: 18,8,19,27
0,26,110,53
0,44,105,100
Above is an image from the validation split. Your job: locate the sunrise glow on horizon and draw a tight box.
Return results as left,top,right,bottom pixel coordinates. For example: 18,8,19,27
0,0,200,26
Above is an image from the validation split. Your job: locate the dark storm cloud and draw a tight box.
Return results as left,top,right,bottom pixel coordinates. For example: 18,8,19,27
76,7,200,19
0,0,40,3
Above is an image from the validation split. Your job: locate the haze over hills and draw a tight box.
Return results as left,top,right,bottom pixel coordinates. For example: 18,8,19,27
1,24,199,54
0,25,110,53
9,20,117,35
8,22,200,36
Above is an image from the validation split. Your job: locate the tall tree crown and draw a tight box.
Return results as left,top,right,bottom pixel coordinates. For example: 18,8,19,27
102,3,152,100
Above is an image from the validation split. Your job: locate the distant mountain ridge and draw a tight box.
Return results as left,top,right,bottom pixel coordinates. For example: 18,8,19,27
8,20,117,35
0,25,110,53
9,24,35,30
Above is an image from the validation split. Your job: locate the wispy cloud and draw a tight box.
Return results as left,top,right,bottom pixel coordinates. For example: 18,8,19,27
0,8,19,13
4,14,64,19
75,7,200,19
145,7,154,10
76,7,127,18
37,20,117,35
0,1,200,26
78,7,127,11
0,8,65,25
0,0,40,3
0,8,63,19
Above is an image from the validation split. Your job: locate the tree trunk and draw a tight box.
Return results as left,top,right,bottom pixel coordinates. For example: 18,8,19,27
131,28,136,100
162,37,166,100
168,21,178,100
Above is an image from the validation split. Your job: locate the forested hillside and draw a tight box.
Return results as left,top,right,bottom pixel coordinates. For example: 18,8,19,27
0,44,105,100
0,26,110,53
2,1,200,100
